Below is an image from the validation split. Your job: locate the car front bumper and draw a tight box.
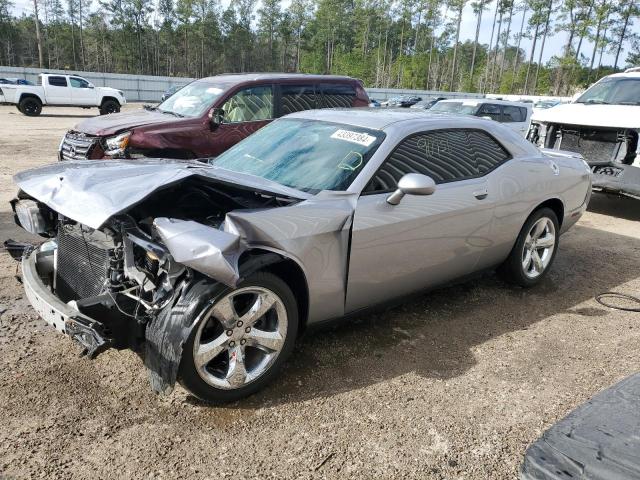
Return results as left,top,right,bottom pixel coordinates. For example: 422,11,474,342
22,250,113,358
591,163,640,199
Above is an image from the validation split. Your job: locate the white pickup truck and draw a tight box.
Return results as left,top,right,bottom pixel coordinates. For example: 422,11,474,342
0,73,126,116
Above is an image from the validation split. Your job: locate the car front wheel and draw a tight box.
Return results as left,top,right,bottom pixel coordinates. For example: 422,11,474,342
179,272,298,403
498,207,559,287
99,99,120,115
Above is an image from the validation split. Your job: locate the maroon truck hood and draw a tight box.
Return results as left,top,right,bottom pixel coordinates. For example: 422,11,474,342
73,108,177,136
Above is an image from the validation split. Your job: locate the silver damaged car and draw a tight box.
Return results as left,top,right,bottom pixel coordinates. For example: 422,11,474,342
11,109,592,402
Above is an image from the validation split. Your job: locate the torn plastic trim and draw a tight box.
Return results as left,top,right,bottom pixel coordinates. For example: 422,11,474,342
153,217,244,288
142,253,289,396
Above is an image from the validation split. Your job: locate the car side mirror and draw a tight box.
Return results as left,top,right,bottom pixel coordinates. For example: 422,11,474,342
209,108,225,129
480,115,492,120
386,173,436,205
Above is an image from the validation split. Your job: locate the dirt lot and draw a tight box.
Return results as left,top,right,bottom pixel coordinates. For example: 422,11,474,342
0,104,639,479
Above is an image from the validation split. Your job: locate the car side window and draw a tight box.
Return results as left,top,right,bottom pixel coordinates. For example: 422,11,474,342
48,76,68,87
321,84,356,108
365,130,478,192
466,130,512,174
477,103,501,121
222,85,274,123
70,77,90,88
502,105,525,122
279,84,316,115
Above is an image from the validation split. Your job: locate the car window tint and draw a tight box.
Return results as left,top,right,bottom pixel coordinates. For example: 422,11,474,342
477,103,501,121
502,105,525,122
223,85,273,123
280,84,316,115
321,84,356,108
466,130,511,174
367,130,478,191
70,77,89,88
48,76,67,87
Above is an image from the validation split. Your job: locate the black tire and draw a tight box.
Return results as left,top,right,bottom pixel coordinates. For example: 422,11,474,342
179,271,299,403
497,207,560,287
19,97,42,116
99,99,120,115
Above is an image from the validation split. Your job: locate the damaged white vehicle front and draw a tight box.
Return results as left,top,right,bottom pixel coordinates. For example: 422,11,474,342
527,70,640,199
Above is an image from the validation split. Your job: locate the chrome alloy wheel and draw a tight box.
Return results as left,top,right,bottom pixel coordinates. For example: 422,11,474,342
522,217,556,279
193,287,288,390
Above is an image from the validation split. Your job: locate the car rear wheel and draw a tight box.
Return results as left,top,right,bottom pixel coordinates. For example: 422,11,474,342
19,97,42,116
179,272,298,403
99,99,120,115
498,207,559,287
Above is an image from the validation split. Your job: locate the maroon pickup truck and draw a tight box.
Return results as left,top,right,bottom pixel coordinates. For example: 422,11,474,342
59,73,370,161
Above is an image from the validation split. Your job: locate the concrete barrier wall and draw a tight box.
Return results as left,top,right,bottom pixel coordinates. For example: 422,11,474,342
0,66,571,103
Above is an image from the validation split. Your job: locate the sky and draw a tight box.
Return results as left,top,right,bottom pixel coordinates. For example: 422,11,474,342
11,0,622,68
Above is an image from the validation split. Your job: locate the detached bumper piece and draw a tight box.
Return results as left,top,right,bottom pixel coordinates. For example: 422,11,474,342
521,373,640,480
591,163,640,199
21,251,115,358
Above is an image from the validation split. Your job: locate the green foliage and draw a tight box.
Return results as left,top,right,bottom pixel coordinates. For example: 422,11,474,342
0,0,637,94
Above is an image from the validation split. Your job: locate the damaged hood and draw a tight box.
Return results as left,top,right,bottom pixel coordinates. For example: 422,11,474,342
14,159,311,229
71,108,186,136
531,103,640,129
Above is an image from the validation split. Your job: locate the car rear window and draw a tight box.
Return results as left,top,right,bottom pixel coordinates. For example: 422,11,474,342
48,76,68,87
280,84,317,115
320,84,356,108
502,106,526,122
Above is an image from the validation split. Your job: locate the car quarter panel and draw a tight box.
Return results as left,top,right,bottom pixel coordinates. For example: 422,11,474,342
225,191,359,324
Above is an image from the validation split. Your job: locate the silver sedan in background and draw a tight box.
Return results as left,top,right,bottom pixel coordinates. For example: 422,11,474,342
12,109,592,403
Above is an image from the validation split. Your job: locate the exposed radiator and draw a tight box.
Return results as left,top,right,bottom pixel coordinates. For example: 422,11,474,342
55,224,113,303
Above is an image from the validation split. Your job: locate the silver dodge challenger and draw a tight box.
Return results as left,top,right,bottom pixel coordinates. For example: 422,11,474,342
11,109,592,402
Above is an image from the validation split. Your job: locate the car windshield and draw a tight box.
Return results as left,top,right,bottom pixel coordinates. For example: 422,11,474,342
576,78,640,105
429,101,480,115
157,80,227,117
212,118,385,193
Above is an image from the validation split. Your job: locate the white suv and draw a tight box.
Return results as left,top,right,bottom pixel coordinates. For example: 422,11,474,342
528,69,640,199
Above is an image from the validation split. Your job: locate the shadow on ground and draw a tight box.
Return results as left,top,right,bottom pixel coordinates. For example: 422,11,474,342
588,192,640,222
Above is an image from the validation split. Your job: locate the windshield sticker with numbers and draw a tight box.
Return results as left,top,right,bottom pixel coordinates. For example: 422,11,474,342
330,129,376,147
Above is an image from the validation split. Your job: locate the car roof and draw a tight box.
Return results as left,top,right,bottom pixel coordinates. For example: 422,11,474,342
198,73,359,84
286,107,498,130
605,71,640,79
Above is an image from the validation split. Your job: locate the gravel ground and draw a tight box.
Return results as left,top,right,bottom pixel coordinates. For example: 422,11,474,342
0,104,639,480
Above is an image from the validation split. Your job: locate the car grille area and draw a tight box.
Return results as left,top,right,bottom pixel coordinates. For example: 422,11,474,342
60,131,98,161
55,224,115,303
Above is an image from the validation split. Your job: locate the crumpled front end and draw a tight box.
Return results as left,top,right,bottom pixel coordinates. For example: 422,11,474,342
11,159,355,396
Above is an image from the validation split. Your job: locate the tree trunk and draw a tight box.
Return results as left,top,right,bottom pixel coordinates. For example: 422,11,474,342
78,0,85,69
533,0,552,95
613,5,631,69
450,0,464,90
523,21,540,94
497,0,514,92
575,0,594,60
33,0,44,68
510,5,527,92
482,0,498,93
470,1,484,89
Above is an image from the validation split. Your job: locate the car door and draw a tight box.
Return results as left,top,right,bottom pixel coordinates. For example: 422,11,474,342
345,129,495,312
70,77,97,106
45,75,70,104
207,84,274,156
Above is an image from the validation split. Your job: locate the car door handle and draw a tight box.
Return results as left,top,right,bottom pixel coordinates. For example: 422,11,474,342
473,189,488,200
